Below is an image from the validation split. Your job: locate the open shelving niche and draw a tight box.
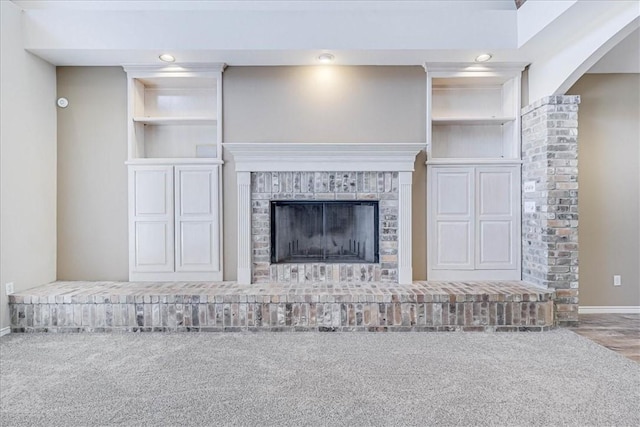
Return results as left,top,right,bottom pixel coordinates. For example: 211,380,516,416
124,64,225,164
424,65,526,163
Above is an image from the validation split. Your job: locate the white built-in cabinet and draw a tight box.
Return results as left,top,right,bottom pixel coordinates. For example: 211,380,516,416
428,165,520,280
124,64,225,281
425,63,525,281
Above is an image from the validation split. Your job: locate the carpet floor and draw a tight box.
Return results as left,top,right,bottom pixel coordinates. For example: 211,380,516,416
1,330,639,426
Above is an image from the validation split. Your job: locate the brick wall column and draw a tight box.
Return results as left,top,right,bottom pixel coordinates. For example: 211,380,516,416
521,95,581,326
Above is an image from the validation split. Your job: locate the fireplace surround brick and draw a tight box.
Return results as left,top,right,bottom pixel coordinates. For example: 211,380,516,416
251,171,399,283
521,95,580,326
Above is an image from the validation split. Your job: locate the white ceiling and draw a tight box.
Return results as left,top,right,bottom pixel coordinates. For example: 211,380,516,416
9,0,640,72
11,0,518,12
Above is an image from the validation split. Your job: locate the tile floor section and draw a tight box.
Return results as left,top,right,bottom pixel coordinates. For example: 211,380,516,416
9,281,556,333
571,313,640,363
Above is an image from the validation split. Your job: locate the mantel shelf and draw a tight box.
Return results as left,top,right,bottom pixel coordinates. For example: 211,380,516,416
225,142,425,172
133,117,217,125
432,117,516,125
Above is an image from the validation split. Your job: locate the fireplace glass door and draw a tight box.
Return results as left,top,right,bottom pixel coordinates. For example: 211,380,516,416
271,201,379,263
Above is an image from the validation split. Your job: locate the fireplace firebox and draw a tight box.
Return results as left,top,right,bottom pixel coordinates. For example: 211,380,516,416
271,201,379,264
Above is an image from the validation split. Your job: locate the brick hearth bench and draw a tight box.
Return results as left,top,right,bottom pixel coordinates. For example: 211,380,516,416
8,281,555,333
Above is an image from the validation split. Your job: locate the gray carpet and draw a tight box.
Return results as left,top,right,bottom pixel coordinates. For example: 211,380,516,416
1,330,639,426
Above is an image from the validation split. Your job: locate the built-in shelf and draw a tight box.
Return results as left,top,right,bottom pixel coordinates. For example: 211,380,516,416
432,117,516,126
424,63,526,283
133,117,217,125
124,64,226,283
125,64,224,161
426,64,524,161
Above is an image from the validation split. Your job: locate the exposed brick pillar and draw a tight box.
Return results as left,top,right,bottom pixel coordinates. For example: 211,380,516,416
521,95,581,326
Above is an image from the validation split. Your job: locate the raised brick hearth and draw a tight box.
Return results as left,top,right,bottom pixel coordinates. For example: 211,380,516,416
9,281,555,332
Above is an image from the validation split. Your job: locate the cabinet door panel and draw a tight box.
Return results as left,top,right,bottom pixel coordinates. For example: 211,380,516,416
135,222,171,269
436,172,471,215
129,166,174,273
179,170,213,215
429,167,474,270
175,165,220,272
478,170,512,215
436,221,472,267
478,220,512,265
475,166,518,270
134,169,171,215
179,222,214,266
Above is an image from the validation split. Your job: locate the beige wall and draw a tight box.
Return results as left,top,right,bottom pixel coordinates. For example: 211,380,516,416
53,65,427,284
0,1,57,331
222,66,427,280
50,66,640,307
568,74,640,307
56,67,129,281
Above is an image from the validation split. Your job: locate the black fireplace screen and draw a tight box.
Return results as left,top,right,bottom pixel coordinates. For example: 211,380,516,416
271,201,379,264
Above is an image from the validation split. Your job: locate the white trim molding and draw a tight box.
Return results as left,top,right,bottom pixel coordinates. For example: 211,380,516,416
224,143,424,172
123,63,226,74
579,306,640,314
398,171,413,284
0,327,10,337
237,172,252,285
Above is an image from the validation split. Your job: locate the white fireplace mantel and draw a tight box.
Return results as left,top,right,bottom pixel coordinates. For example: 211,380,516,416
225,142,424,285
224,142,424,172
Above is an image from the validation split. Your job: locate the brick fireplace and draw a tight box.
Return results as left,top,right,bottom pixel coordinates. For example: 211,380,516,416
225,143,424,285
252,172,397,283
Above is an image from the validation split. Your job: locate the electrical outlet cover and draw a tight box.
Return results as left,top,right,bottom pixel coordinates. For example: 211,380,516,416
524,201,536,213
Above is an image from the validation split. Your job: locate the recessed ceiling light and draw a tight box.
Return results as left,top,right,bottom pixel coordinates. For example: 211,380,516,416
159,54,176,63
475,53,492,63
318,53,335,63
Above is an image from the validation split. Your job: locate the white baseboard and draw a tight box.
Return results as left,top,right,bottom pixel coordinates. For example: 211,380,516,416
0,327,10,337
579,306,640,314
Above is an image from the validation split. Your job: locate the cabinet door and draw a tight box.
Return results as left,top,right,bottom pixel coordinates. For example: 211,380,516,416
174,165,220,272
475,166,519,270
429,167,474,270
129,166,174,272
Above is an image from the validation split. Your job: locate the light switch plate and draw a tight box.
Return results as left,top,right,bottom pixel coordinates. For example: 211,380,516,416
524,181,536,193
